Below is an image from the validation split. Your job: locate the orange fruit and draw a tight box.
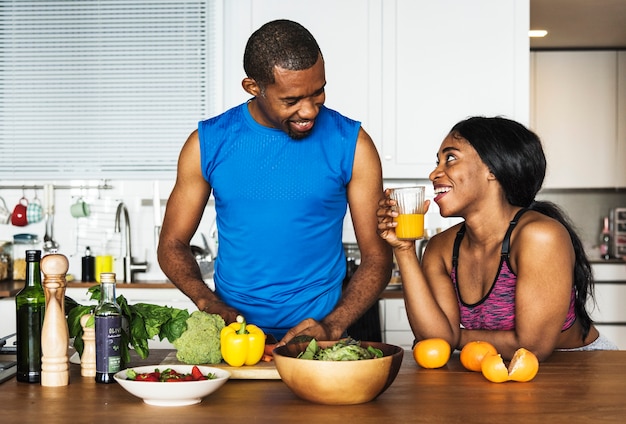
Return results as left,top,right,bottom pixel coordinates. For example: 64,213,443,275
480,354,510,383
413,338,451,369
508,348,539,382
481,348,539,383
460,341,498,372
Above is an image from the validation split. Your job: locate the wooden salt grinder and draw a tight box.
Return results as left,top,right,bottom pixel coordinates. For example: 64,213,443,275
80,314,96,377
40,253,70,387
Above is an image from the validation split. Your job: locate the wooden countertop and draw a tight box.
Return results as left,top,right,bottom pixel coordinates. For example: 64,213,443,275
0,280,24,298
1,349,625,422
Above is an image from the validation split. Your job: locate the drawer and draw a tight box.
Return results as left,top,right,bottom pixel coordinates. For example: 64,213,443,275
383,331,414,350
592,263,626,281
383,298,411,331
587,283,626,322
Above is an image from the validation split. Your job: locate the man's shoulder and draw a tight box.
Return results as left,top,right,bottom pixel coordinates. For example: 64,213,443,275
200,103,246,126
319,105,360,126
316,106,361,142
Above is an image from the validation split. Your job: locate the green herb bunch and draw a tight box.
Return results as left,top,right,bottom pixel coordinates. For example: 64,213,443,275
66,285,190,365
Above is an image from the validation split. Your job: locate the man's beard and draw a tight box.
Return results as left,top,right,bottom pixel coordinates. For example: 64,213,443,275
287,125,313,140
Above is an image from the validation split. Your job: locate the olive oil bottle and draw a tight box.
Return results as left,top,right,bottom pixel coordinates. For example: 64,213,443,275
94,272,122,384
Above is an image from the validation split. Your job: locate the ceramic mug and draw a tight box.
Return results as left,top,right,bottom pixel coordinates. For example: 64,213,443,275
26,197,44,224
11,197,29,226
0,196,11,224
70,198,90,218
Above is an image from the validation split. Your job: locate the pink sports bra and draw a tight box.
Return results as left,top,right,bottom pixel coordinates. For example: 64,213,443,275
451,208,576,331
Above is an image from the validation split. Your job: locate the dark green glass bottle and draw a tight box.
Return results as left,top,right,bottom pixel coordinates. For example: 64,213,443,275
15,249,45,383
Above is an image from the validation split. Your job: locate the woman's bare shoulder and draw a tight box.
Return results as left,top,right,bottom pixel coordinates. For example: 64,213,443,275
516,210,571,244
512,210,575,264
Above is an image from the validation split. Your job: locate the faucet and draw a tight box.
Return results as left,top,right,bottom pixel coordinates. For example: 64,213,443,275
114,202,148,283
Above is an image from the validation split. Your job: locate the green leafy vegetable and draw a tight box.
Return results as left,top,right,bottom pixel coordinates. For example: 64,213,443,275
67,304,94,356
297,338,384,361
66,285,192,364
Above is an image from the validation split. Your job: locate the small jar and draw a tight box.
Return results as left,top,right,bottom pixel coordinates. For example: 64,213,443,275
13,234,40,280
0,240,12,281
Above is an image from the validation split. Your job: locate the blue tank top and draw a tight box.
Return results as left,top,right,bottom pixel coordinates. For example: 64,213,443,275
198,102,360,339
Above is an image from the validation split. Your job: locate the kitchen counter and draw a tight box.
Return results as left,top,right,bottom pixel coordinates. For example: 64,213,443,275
1,279,405,299
1,349,625,423
0,280,24,298
590,258,626,264
0,280,175,298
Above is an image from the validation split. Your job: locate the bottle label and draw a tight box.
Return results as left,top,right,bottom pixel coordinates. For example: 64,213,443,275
95,315,122,374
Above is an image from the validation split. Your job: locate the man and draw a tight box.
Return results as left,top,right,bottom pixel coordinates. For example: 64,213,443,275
158,19,391,344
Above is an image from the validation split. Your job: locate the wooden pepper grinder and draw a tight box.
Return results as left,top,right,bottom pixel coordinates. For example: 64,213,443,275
40,252,70,387
80,314,96,377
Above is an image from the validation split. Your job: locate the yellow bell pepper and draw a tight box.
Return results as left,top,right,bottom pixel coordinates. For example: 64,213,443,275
220,315,266,366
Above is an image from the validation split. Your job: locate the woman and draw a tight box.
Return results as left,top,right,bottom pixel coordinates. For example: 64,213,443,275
377,116,617,361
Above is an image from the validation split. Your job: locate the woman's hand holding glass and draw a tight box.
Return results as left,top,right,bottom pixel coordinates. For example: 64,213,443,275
377,188,430,249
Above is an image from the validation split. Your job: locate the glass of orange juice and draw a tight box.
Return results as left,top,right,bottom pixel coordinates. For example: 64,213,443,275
390,186,426,240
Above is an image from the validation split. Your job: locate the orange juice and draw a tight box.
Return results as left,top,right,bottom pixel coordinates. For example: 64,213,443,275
395,213,424,240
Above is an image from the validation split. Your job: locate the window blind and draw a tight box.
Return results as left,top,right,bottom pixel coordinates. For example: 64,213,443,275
0,0,221,180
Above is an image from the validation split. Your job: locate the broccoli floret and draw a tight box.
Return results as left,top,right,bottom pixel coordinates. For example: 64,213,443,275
172,310,225,364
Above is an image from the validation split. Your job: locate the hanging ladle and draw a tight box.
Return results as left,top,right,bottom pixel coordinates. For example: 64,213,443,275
43,184,59,252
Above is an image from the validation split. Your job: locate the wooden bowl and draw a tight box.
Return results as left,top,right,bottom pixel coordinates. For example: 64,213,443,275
273,341,404,405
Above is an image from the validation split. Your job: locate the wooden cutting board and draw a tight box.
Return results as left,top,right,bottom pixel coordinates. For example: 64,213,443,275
160,352,280,380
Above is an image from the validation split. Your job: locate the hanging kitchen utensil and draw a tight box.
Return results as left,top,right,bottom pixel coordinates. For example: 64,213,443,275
42,184,59,252
191,244,213,280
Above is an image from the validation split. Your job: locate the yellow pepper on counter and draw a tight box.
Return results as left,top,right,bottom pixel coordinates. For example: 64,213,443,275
220,315,266,366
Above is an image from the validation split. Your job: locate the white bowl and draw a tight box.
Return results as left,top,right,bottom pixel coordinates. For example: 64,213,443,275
114,365,230,406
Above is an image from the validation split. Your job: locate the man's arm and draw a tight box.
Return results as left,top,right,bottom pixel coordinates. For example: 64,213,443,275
322,127,393,336
157,130,239,324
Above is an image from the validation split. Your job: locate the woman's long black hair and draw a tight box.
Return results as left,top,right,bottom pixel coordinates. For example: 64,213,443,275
450,116,594,341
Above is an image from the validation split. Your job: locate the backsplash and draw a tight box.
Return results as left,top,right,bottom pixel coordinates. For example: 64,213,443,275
0,180,216,282
1,180,622,282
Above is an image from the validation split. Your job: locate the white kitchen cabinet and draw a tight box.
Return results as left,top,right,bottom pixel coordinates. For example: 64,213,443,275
589,263,626,350
380,298,414,350
222,0,529,180
588,282,626,322
222,0,383,151
380,0,529,178
530,51,623,188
